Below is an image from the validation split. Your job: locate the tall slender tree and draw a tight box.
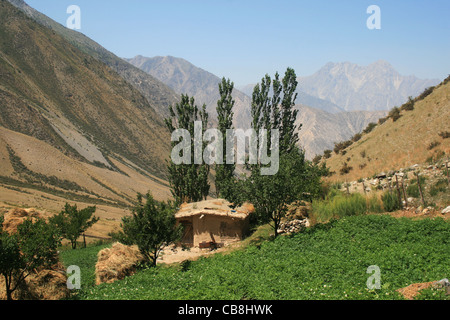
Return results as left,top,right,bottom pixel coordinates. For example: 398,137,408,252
215,77,235,198
165,94,210,204
232,68,316,237
280,68,300,154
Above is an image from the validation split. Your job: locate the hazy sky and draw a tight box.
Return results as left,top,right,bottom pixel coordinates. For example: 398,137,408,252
26,0,450,86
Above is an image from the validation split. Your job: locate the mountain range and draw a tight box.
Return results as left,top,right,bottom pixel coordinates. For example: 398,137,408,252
298,60,440,112
125,55,396,159
125,55,252,129
0,0,174,235
1,0,445,224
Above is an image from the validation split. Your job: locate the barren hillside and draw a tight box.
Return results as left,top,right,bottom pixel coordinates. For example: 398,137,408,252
323,78,450,182
0,0,173,237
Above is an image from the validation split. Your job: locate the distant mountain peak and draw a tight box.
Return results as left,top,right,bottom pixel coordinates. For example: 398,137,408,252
299,60,440,112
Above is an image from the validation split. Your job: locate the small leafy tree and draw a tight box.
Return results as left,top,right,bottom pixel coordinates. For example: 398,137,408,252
0,215,60,300
116,193,183,266
49,203,98,249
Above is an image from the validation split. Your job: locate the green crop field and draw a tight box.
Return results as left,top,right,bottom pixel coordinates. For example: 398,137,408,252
60,214,449,300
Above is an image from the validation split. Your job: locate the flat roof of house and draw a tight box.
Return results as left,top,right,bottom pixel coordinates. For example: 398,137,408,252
175,199,254,220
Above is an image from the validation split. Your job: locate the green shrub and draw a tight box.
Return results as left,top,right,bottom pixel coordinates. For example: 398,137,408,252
76,215,450,301
363,122,377,134
367,194,383,213
340,162,353,175
378,116,388,125
381,190,402,212
438,131,450,139
416,87,435,102
312,192,368,222
334,140,353,154
406,184,419,198
388,107,402,122
429,179,448,197
400,97,415,111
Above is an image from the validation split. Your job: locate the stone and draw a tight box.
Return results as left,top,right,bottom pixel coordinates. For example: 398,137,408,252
441,206,450,214
376,172,387,179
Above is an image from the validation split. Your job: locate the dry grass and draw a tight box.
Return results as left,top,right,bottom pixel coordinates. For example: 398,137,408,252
95,242,145,285
324,81,450,182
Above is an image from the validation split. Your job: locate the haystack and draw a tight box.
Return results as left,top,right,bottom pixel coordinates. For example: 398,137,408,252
95,242,145,285
0,207,69,300
2,207,41,234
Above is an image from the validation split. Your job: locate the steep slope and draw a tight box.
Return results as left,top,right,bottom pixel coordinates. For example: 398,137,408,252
0,0,172,211
296,106,387,159
7,0,180,119
299,60,440,112
126,55,252,129
323,78,450,182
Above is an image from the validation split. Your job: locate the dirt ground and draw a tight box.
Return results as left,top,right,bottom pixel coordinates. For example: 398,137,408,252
157,242,241,265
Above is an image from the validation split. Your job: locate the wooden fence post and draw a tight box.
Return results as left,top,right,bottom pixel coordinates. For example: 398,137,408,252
401,175,408,209
446,161,449,185
415,172,426,207
395,175,403,208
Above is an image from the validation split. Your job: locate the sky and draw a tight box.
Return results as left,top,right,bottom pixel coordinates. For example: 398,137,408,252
26,0,450,86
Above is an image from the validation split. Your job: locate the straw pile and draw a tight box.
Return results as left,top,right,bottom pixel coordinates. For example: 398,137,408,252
95,242,145,285
0,207,69,300
2,207,41,234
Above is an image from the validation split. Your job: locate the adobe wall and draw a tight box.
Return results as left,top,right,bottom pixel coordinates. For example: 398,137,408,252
192,215,249,246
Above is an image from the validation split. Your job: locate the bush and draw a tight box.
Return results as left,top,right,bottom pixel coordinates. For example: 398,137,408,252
427,141,441,150
340,162,353,175
429,178,448,197
363,122,377,134
366,194,383,213
311,192,369,222
381,190,402,212
352,133,362,142
312,155,322,164
400,97,415,111
438,131,450,139
388,107,402,122
406,184,419,198
334,140,353,154
323,149,332,159
416,87,435,101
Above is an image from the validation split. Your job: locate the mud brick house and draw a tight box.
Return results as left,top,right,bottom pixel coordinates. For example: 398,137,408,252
175,199,254,248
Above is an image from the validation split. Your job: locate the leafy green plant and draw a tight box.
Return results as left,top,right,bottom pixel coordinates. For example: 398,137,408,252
381,190,402,212
113,192,183,266
72,215,450,301
407,184,419,198
0,215,61,300
49,203,99,249
340,162,353,175
429,179,448,196
311,192,369,222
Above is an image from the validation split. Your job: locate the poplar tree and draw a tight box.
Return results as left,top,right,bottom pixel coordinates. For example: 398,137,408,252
235,68,313,237
215,77,235,198
165,94,210,204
